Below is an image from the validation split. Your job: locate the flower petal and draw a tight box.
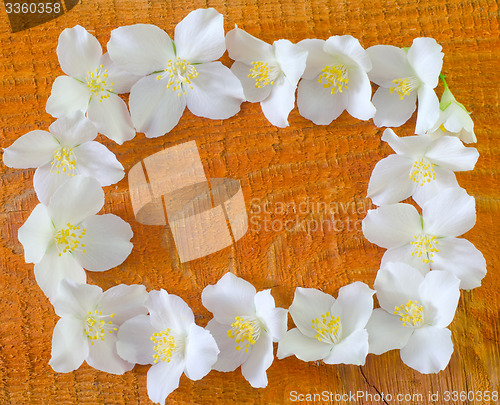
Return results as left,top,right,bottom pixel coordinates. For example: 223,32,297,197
48,112,98,146
425,136,479,171
201,272,256,324
49,317,88,373
183,323,219,381
323,329,369,366
99,284,148,324
408,38,443,88
415,85,440,135
185,62,244,119
288,287,335,339
324,35,372,72
345,67,376,120
298,38,329,80
431,237,487,289
73,214,133,272
33,162,77,205
230,61,273,102
366,309,413,355
108,24,175,75
3,130,57,168
99,53,141,94
380,244,432,275
174,8,225,63
277,328,332,361
381,128,432,158
18,204,54,263
226,27,275,65
73,141,124,186
372,86,417,128
260,76,297,127
241,331,273,388
147,359,184,405
87,334,134,374
147,290,194,333
116,315,156,365
51,278,102,318
367,45,413,87
362,203,422,249
129,75,186,138
273,39,307,86
254,290,287,341
400,326,453,374
422,187,475,237
46,76,90,118
57,25,102,79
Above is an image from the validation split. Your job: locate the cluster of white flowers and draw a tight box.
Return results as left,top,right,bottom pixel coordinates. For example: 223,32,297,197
2,7,486,405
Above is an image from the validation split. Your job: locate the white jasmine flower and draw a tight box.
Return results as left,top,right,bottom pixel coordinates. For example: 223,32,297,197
116,290,219,405
362,187,486,289
46,25,139,144
107,8,244,138
277,282,373,365
17,176,133,299
50,279,147,374
297,35,375,124
366,263,460,374
367,128,479,206
3,112,124,205
226,27,307,127
201,272,287,388
368,38,443,134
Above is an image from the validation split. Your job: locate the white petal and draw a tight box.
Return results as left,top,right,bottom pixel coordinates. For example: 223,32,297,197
34,246,86,299
367,154,415,206
380,244,431,275
366,309,412,355
298,38,329,80
408,38,443,88
274,39,308,86
33,162,76,205
87,334,134,374
147,290,194,333
73,141,124,186
73,214,133,271
51,278,102,318
185,62,244,119
206,319,249,372
289,287,335,339
99,53,141,94
324,35,372,72
415,85,440,135
419,271,460,328
260,77,297,127
277,328,332,361
254,290,287,341
431,237,487,289
49,317,88,373
367,45,413,87
297,77,347,125
422,187,475,237
116,315,156,365
48,176,104,229
48,112,97,146
425,136,479,171
400,326,453,374
46,76,90,118
174,8,225,62
331,282,373,336
381,128,432,158
87,94,135,144
184,323,219,380
323,329,369,366
129,75,186,138
18,204,54,263
241,331,273,388
362,203,422,249
345,67,376,120
147,360,184,404
99,284,148,324
412,167,459,208
226,27,275,65
57,25,102,79
201,272,256,324
372,87,417,128
374,262,424,313
108,24,175,75
3,130,57,168
230,61,272,102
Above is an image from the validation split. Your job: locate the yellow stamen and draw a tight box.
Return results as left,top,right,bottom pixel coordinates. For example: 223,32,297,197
409,159,436,186
390,76,419,100
54,223,87,256
318,64,349,94
151,329,177,363
394,300,424,327
50,147,77,176
248,61,277,88
310,311,342,345
411,234,439,264
85,310,117,344
227,316,261,353
157,58,199,97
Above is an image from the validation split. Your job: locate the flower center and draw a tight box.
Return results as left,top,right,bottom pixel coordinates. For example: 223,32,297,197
54,223,86,256
409,158,436,186
50,147,77,176
157,58,199,97
390,76,419,100
248,61,279,88
85,310,117,345
318,64,349,94
227,316,261,353
411,234,439,264
151,329,181,363
85,65,113,102
311,312,342,345
394,300,424,327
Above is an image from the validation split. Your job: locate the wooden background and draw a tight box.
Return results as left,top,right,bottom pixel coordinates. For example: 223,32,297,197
0,0,498,404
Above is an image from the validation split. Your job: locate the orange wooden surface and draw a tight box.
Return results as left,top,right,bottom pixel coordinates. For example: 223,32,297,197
0,0,499,404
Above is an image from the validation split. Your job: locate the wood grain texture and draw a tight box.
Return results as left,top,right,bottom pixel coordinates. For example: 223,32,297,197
0,0,499,404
